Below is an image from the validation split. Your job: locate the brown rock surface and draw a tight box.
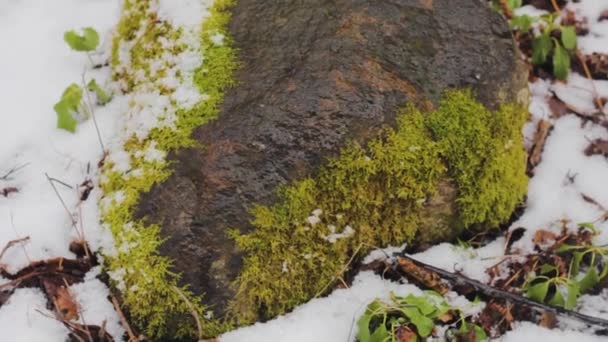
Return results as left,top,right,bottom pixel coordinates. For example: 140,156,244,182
136,0,528,314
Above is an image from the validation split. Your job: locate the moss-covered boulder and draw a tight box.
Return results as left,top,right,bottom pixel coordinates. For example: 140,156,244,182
135,0,529,327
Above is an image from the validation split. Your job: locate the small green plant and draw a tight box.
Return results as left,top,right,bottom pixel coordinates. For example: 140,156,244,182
54,83,84,133
64,27,100,52
556,227,608,293
356,291,486,342
56,26,111,133
492,0,522,12
524,223,608,309
510,13,577,80
524,263,580,309
87,79,112,105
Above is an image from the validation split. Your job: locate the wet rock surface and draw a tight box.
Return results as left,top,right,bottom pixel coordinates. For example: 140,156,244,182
135,0,527,315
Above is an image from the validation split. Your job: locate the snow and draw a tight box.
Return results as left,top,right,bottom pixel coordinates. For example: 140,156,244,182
222,272,478,342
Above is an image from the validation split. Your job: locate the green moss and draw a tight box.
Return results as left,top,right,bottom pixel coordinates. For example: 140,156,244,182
426,89,529,229
100,0,237,339
230,89,528,324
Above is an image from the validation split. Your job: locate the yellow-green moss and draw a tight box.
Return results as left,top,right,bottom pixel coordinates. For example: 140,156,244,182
426,89,529,228
100,0,237,339
230,89,528,324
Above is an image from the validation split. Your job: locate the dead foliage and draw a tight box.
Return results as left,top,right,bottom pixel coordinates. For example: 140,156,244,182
585,139,608,157
0,244,116,341
527,119,553,175
1,187,18,197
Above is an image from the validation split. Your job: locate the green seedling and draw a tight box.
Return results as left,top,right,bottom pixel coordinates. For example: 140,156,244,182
87,79,112,105
54,83,84,133
356,291,486,342
524,264,580,310
510,13,578,80
64,27,100,52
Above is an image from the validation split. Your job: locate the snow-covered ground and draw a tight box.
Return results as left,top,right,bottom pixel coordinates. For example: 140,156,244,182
1,0,608,341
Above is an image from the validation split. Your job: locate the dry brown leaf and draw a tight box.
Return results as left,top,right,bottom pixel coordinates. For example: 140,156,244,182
539,311,557,329
585,139,608,157
395,326,418,342
527,119,553,175
54,286,79,321
397,257,449,294
532,229,557,248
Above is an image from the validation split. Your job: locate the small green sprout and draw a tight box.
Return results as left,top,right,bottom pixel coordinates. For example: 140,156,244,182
524,263,580,310
54,83,83,133
510,13,578,80
356,291,486,342
64,27,100,52
87,79,112,105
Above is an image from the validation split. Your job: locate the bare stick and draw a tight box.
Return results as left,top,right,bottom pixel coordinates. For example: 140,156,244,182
577,53,606,115
315,243,363,298
0,163,29,181
9,213,30,263
82,68,106,153
111,295,139,342
45,173,77,228
395,254,608,329
0,236,30,263
173,286,204,341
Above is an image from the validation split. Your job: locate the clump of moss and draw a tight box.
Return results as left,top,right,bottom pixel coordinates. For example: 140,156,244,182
427,89,529,228
100,0,237,339
230,89,528,324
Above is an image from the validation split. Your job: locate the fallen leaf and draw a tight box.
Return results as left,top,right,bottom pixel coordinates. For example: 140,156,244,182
585,139,608,157
532,229,557,248
54,286,79,321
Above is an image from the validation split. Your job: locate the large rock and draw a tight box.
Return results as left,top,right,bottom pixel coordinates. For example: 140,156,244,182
136,0,527,316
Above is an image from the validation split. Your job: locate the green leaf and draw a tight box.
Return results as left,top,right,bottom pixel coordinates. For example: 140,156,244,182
553,41,571,80
578,222,599,235
565,281,580,310
64,27,99,52
548,286,565,307
511,15,534,32
526,280,549,302
402,294,437,316
402,307,435,337
87,79,112,105
556,244,582,254
570,251,584,277
532,34,552,65
508,0,522,9
54,84,83,133
61,83,83,109
539,264,557,275
54,101,78,133
561,26,577,50
579,267,600,293
357,300,383,342
369,324,389,342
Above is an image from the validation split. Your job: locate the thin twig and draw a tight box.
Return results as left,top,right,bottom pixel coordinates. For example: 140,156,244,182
9,213,30,263
0,163,29,181
173,286,204,341
81,70,106,153
396,254,608,329
45,173,77,228
0,236,30,263
315,244,363,298
577,52,606,114
111,295,139,342
550,0,561,14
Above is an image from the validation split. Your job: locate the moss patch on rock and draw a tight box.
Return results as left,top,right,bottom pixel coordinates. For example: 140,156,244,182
230,89,528,324
100,0,237,339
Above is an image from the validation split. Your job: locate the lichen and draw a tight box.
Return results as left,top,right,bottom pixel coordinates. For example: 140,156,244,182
230,89,528,324
100,0,237,339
